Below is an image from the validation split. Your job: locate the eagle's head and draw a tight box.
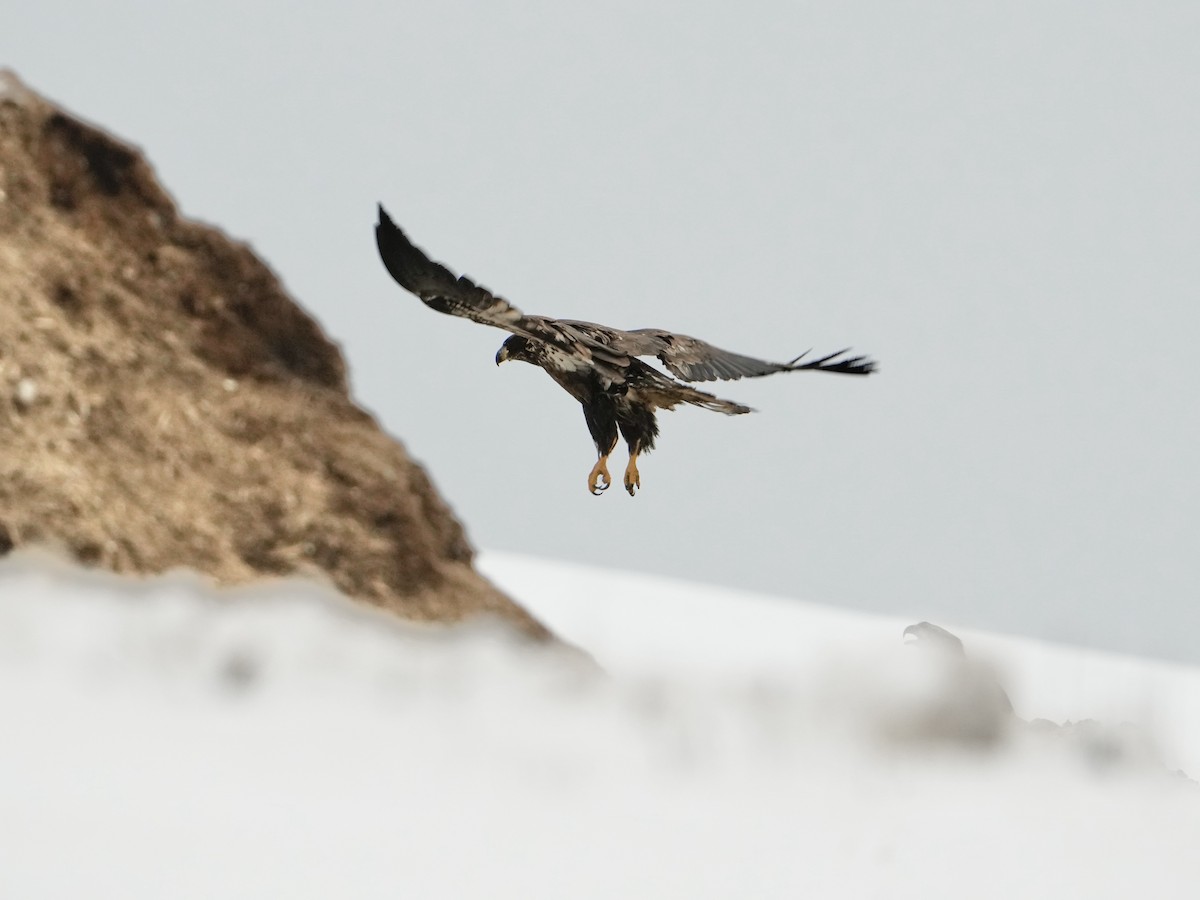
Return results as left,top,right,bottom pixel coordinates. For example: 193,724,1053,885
495,335,536,366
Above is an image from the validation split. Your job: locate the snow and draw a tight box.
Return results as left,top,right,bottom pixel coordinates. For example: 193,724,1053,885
2,549,1199,899
478,553,1200,775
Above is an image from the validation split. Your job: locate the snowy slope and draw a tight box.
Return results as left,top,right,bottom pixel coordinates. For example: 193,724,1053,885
1,550,1198,899
480,552,1200,777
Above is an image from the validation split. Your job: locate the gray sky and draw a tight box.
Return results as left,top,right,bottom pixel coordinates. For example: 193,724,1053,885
6,1,1199,661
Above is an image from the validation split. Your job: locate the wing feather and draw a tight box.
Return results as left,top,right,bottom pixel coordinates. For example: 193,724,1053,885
622,329,876,381
376,206,635,384
376,205,529,332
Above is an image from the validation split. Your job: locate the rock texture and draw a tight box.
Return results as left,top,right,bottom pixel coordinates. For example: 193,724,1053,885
0,70,549,637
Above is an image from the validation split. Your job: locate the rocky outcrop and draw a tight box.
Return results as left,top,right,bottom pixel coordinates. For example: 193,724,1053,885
0,70,549,637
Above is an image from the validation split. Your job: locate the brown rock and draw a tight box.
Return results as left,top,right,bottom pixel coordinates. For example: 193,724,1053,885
0,70,550,638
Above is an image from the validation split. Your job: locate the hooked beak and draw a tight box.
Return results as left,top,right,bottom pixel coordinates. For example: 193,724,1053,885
495,346,510,366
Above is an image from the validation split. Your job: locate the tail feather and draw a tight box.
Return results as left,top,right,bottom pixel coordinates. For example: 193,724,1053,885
676,384,753,416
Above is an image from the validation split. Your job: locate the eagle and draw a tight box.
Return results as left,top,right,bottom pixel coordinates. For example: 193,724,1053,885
375,204,875,496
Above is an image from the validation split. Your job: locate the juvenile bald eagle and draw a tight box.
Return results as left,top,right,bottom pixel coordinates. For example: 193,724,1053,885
375,204,875,496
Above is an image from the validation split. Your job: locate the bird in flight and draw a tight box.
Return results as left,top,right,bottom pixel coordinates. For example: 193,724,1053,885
375,204,875,496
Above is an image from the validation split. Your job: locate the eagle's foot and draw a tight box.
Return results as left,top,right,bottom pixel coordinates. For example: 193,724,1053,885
588,458,612,495
624,456,640,496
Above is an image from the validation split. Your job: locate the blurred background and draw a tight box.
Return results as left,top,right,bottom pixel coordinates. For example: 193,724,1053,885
5,0,1198,661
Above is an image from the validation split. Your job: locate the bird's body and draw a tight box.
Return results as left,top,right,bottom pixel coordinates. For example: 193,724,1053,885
375,204,875,495
497,333,749,493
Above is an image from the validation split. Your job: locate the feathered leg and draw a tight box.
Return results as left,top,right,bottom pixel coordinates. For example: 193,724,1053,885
617,405,659,497
582,398,619,495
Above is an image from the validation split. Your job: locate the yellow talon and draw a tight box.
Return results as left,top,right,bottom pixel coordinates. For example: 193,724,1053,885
624,455,640,496
588,457,611,495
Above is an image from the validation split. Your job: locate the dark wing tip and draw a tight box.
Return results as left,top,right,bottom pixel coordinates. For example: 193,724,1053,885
789,347,877,376
374,204,429,292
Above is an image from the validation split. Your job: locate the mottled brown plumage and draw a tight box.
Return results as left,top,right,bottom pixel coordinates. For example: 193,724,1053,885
375,204,875,495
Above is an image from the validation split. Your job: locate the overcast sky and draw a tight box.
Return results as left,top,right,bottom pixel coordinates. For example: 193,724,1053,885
6,1,1199,662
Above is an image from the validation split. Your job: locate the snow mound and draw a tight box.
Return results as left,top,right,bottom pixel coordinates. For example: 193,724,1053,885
2,550,1199,899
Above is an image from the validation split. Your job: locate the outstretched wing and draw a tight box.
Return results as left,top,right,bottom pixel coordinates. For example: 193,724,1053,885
376,205,876,383
376,204,530,332
611,329,877,382
376,205,636,383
